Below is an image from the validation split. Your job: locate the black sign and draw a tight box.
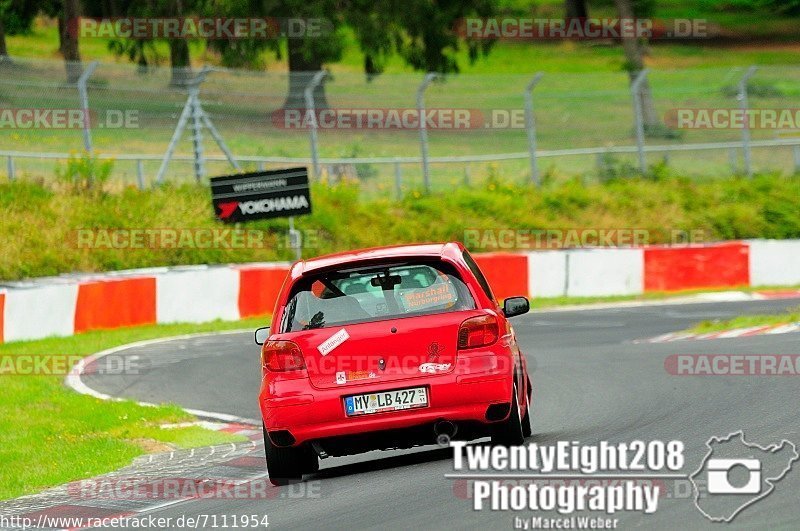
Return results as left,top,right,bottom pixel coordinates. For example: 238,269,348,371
210,167,312,223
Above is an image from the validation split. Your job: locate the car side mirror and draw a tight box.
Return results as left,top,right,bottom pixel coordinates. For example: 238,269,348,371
503,296,529,318
254,327,270,345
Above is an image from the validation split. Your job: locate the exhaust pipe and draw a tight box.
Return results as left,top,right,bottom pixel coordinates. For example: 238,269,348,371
434,420,457,446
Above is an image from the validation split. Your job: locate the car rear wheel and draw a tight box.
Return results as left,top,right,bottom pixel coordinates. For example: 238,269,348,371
263,425,318,486
302,445,320,475
521,384,533,438
491,383,525,446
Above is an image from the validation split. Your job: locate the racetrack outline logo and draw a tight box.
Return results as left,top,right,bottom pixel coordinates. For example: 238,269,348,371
689,431,798,523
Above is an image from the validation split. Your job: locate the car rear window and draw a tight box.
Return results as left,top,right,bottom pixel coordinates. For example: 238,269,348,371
280,260,476,332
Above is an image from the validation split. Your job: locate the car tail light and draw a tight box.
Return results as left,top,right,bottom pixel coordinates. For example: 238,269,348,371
262,340,305,372
458,315,499,349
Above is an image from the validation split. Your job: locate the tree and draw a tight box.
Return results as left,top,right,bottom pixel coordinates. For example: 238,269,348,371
0,15,7,57
38,0,84,82
267,0,344,108
564,0,588,19
165,0,192,86
110,0,497,104
202,0,340,106
760,0,800,15
0,0,39,59
201,0,280,67
61,0,83,83
280,0,496,108
82,0,159,72
613,0,660,134
348,0,496,76
101,0,196,85
207,0,496,107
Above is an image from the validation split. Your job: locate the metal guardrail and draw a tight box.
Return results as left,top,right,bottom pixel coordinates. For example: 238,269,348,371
4,137,799,198
3,137,800,165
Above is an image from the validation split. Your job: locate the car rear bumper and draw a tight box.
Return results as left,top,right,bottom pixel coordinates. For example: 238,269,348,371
259,359,514,447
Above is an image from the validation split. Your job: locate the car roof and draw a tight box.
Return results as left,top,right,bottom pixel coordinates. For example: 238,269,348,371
292,242,466,277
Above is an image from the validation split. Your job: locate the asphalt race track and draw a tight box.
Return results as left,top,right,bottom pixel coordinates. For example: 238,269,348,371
81,298,800,530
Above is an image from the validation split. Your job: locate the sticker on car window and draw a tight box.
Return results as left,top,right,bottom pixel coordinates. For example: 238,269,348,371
318,328,350,356
401,283,457,311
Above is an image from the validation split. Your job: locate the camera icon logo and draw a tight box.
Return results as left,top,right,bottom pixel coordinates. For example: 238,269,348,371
706,458,761,494
690,431,798,522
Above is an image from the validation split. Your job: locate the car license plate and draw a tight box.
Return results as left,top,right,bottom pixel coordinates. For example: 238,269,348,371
344,387,428,417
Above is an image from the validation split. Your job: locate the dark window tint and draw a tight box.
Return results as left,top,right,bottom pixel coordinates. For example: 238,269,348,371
281,260,476,332
462,250,495,302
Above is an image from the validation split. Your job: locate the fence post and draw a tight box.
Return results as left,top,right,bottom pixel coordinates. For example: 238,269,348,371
464,163,471,186
793,145,800,175
416,73,438,193
136,159,145,189
6,156,14,181
189,81,205,182
728,147,738,172
304,71,328,180
630,69,649,174
77,61,99,154
738,66,758,177
394,160,403,199
155,67,212,184
524,72,544,186
288,216,301,260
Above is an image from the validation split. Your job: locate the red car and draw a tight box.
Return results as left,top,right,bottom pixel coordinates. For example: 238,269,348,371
255,242,533,485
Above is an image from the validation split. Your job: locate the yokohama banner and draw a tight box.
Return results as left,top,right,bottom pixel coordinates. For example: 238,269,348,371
210,167,312,223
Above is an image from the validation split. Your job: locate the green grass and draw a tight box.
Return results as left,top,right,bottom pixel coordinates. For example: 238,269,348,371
0,316,269,501
2,15,800,188
529,285,800,309
688,305,800,333
4,17,208,66
3,172,800,281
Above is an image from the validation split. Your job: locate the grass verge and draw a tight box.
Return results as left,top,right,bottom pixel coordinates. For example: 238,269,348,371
688,305,800,334
3,173,800,280
529,285,800,310
0,316,269,501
